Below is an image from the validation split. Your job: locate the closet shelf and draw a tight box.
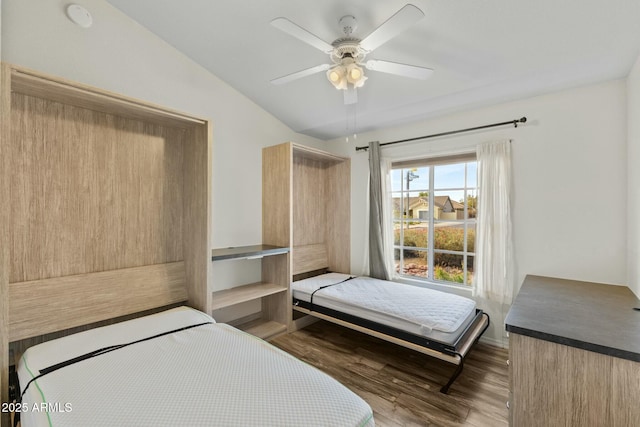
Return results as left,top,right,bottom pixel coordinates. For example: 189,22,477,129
211,282,287,310
237,319,288,341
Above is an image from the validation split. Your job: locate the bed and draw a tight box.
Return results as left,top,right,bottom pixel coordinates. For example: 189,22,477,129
1,66,374,427
15,306,374,427
292,272,490,393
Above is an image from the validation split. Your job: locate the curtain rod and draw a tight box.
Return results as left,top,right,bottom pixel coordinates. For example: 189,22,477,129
355,117,527,152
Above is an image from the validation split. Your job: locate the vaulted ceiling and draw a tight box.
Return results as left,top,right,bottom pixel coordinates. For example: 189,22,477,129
106,0,640,140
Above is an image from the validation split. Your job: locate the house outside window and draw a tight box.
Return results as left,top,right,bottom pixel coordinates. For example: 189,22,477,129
391,154,477,286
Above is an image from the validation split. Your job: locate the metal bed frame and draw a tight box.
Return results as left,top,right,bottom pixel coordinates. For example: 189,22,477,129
293,299,490,393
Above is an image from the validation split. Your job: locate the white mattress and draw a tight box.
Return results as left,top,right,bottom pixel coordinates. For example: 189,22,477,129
17,306,374,427
292,273,477,345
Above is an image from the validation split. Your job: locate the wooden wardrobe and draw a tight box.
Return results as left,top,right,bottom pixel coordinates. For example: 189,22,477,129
262,142,350,330
0,64,213,426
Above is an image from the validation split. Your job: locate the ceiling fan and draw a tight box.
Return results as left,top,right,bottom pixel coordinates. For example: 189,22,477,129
270,4,433,105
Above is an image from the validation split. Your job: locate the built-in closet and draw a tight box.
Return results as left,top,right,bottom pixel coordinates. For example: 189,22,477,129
262,142,350,329
0,64,213,426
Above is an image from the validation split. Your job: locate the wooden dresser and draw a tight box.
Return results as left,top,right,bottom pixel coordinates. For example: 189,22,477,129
505,275,640,427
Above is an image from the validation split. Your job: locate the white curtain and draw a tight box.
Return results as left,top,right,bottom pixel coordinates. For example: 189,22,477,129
474,140,514,305
380,157,395,278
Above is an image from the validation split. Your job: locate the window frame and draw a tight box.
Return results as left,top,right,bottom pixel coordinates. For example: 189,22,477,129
391,153,477,288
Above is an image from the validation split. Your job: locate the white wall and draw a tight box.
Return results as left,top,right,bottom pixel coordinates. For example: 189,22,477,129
628,55,640,299
327,80,628,345
1,0,325,321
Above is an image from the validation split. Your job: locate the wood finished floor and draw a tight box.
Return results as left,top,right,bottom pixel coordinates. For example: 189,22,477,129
271,320,509,427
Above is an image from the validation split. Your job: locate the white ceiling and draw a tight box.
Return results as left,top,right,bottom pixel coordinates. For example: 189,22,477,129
105,0,640,140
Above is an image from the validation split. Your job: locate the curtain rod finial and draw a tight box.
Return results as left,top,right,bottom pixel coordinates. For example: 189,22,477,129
513,117,527,128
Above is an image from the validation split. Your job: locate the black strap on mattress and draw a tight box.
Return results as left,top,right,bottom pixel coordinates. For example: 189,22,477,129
18,321,213,402
309,276,355,312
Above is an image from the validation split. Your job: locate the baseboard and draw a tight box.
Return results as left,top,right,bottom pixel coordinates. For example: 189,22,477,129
480,335,508,349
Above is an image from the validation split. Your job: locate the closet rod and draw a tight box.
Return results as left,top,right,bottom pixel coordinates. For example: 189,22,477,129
355,117,527,152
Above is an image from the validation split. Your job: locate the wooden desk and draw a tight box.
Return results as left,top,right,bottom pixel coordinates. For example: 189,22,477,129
505,275,640,426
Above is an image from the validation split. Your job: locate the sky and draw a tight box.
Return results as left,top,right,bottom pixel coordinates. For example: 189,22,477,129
391,162,477,203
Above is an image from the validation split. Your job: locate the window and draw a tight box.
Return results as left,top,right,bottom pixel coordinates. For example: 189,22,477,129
391,155,478,286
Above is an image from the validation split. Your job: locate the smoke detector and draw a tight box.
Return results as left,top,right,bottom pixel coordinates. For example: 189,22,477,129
66,4,93,28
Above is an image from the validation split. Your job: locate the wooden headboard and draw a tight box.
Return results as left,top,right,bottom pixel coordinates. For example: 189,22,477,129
292,244,329,276
8,263,187,341
0,63,212,411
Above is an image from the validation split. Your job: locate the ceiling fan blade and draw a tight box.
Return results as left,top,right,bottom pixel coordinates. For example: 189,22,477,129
270,64,331,85
360,4,425,52
365,60,433,80
271,17,334,53
344,87,358,105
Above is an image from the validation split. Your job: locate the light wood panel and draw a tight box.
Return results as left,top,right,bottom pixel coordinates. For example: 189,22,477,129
239,319,288,341
183,123,213,313
10,93,184,283
292,244,329,275
272,320,509,427
509,333,640,426
612,356,640,426
9,302,184,364
262,142,291,247
291,142,346,164
1,63,12,427
9,262,187,341
211,281,285,310
11,67,204,129
325,159,350,273
293,155,326,247
262,253,290,328
291,145,350,275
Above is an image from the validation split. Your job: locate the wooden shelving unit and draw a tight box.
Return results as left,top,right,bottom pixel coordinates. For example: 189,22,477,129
262,142,350,332
211,245,290,340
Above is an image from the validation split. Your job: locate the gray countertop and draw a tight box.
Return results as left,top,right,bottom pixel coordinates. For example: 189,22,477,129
211,244,289,261
505,275,640,361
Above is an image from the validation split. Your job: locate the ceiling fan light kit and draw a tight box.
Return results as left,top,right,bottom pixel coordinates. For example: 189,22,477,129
327,66,347,90
270,4,433,105
345,61,366,87
349,66,362,81
327,57,367,90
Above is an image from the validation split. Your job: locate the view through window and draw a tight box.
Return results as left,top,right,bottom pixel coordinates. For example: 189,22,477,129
392,156,478,286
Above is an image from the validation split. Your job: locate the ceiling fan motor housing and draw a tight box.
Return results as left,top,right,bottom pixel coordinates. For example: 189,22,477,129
331,39,366,64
